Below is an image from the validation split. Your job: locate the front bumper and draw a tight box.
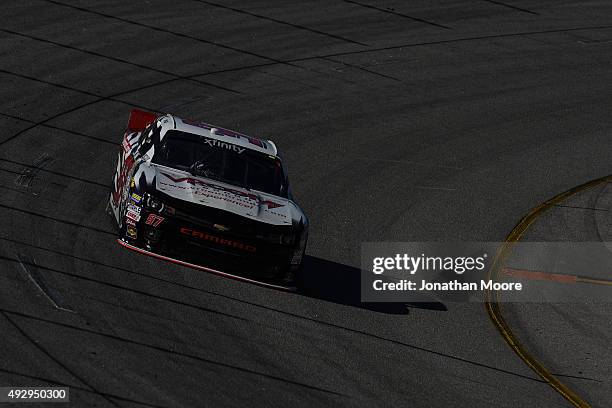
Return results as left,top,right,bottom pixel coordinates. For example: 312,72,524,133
119,198,301,289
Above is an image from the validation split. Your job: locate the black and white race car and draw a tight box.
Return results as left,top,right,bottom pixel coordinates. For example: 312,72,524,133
109,109,308,290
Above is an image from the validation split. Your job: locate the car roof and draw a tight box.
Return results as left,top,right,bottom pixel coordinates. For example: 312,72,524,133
163,115,278,156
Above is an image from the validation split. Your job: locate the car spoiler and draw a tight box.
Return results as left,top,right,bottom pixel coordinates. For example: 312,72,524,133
127,109,158,132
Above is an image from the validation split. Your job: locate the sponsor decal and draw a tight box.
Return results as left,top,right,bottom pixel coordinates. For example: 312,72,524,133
160,172,284,210
127,203,141,213
126,210,141,222
202,137,245,154
180,227,256,253
131,193,142,204
127,226,137,238
112,155,135,206
125,217,136,226
213,224,230,232
182,119,266,148
145,213,165,227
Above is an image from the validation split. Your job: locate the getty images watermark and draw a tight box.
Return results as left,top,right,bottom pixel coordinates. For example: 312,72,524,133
361,242,612,303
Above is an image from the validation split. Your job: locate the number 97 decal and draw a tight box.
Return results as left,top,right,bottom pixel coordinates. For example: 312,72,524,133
145,213,165,227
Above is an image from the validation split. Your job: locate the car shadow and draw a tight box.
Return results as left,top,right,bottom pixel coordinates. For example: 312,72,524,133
298,256,447,314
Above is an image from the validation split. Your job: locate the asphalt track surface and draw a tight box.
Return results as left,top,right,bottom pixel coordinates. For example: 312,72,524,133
1,1,611,407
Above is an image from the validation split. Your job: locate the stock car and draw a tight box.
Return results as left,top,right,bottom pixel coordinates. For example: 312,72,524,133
108,109,308,290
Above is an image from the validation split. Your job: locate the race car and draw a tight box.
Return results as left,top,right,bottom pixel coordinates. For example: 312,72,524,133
109,109,308,290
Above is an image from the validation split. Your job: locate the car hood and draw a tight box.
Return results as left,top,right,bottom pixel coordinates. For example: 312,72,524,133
150,164,299,226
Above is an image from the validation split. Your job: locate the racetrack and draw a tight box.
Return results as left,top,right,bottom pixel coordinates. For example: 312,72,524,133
1,1,612,406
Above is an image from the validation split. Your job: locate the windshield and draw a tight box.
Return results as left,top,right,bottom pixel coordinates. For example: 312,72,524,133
152,130,285,196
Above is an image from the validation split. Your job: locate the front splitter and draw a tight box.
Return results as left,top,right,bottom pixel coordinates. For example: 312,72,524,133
117,239,297,292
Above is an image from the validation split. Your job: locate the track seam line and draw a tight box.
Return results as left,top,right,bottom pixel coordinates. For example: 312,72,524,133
0,157,108,188
41,0,307,71
0,312,123,408
0,367,167,408
0,28,241,95
0,307,347,397
481,0,540,16
0,255,252,322
190,0,368,46
0,203,115,236
340,0,451,30
0,67,173,113
0,75,181,147
320,56,402,82
187,24,612,79
485,175,612,408
6,22,604,132
0,239,544,383
0,112,115,145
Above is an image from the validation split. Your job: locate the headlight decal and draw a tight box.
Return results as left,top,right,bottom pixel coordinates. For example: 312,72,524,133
144,193,165,212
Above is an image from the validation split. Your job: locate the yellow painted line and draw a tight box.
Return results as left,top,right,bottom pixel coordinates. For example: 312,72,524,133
503,267,612,286
485,174,612,408
502,267,578,284
576,277,612,287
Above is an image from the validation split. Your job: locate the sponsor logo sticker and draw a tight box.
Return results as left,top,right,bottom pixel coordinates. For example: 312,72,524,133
180,227,256,253
130,193,142,204
160,172,285,213
127,203,141,213
126,210,141,222
127,226,137,238
201,137,245,154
